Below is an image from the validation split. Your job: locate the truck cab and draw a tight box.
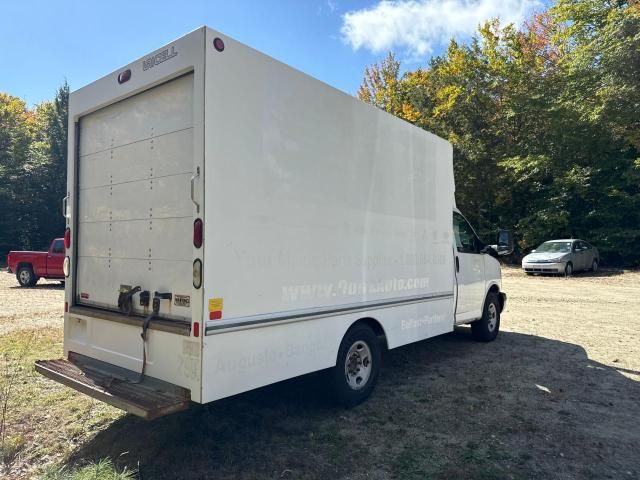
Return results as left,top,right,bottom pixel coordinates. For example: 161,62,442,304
7,238,66,287
453,209,510,340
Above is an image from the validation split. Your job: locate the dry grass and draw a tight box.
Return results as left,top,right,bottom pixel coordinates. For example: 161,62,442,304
0,268,639,479
0,273,122,479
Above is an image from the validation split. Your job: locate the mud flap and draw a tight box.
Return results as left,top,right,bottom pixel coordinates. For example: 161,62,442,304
499,292,507,312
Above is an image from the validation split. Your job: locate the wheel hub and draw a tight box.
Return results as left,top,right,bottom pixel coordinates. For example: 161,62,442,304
344,341,372,390
487,303,497,332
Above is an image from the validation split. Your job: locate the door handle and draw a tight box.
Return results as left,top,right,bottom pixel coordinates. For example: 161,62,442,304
190,166,200,213
62,195,69,219
455,256,460,272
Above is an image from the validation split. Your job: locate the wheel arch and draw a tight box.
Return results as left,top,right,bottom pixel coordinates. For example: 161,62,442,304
485,282,504,312
347,317,389,352
16,262,33,272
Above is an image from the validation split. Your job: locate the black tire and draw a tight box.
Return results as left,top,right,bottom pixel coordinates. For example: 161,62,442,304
564,262,573,277
591,259,598,272
330,325,381,407
16,265,37,287
471,292,500,342
525,272,533,276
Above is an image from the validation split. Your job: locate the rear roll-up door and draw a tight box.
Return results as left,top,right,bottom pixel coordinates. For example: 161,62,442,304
75,74,195,320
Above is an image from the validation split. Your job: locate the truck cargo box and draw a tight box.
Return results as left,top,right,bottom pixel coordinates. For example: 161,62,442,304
36,27,507,419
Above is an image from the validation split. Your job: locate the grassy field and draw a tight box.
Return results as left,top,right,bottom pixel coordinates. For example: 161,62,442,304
1,268,639,479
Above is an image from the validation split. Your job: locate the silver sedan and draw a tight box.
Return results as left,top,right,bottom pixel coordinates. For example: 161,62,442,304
522,239,600,276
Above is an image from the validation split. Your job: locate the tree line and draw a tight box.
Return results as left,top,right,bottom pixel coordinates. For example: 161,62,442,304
358,0,639,266
0,84,68,259
0,0,638,266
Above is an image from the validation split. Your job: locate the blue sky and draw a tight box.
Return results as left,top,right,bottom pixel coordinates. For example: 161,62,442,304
0,0,547,106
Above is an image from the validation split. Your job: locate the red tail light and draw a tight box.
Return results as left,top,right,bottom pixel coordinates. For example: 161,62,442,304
193,219,203,248
64,228,71,249
193,321,200,337
64,302,69,313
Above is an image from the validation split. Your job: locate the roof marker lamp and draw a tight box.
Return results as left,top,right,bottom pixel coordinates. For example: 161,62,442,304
118,69,131,84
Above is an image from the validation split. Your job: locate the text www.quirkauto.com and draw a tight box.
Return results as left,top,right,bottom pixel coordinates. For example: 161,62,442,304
281,277,429,302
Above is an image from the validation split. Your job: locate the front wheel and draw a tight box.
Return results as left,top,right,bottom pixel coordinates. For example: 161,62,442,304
591,260,598,273
471,292,500,342
564,262,573,277
330,325,381,407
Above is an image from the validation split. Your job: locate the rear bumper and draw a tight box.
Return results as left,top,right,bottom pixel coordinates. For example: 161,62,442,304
35,352,191,420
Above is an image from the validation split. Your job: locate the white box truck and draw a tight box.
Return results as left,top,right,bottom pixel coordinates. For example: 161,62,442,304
36,27,513,420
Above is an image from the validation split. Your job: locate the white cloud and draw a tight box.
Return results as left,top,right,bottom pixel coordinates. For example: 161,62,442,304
341,0,540,58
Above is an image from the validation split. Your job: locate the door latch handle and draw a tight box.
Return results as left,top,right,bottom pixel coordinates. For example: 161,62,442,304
62,194,69,219
190,166,200,213
455,256,460,272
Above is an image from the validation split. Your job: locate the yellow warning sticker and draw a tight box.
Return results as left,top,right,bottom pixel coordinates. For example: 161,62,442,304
208,298,224,311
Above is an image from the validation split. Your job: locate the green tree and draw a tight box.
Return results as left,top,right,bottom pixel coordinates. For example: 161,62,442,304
0,94,34,254
0,83,68,260
37,82,69,246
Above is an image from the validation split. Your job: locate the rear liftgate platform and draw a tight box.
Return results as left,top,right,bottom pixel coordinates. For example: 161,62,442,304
35,352,191,420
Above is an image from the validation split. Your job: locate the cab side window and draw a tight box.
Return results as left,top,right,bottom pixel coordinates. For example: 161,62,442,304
52,240,65,254
453,212,480,254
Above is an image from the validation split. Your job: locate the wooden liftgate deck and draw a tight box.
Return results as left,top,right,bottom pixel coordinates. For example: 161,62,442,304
35,352,191,420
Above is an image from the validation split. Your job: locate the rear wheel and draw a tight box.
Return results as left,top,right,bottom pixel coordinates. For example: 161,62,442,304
591,259,598,272
330,325,381,407
471,292,500,342
17,266,37,287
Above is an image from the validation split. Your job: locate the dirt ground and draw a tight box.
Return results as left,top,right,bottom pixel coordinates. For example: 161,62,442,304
1,267,639,479
0,277,64,336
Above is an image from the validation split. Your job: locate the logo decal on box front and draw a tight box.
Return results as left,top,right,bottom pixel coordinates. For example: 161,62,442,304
143,46,178,71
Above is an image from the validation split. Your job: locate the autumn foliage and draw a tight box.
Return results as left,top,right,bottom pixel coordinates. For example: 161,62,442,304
358,0,640,265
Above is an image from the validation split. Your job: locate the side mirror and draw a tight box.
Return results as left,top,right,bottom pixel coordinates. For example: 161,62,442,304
482,245,499,259
496,230,514,256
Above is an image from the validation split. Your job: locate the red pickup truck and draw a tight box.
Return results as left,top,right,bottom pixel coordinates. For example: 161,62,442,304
7,238,65,287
